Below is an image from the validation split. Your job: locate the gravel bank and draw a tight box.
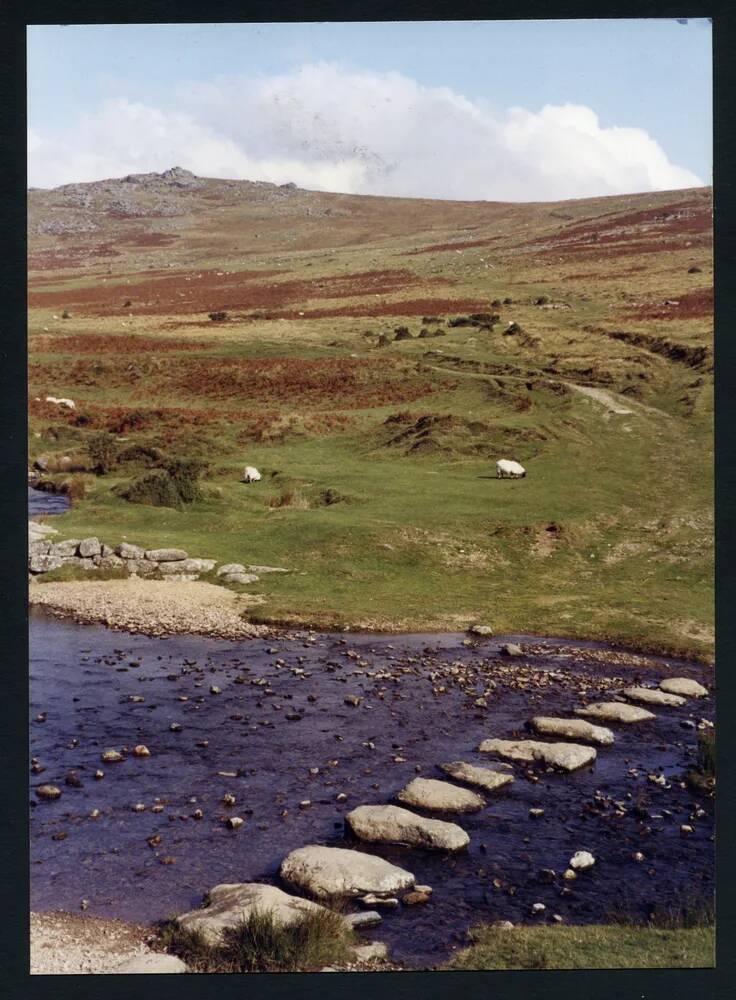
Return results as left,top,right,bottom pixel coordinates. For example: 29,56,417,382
31,911,153,974
29,579,269,639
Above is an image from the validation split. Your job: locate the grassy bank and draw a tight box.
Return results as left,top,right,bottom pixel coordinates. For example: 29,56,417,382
446,923,715,970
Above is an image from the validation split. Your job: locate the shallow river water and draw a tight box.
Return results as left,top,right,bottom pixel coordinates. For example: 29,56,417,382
29,608,714,969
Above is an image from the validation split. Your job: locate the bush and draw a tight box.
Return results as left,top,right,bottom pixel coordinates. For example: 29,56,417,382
163,457,207,505
208,311,229,322
87,431,117,474
122,470,181,508
393,326,412,341
159,907,354,973
61,309,71,319
535,296,550,305
121,457,206,509
59,475,87,503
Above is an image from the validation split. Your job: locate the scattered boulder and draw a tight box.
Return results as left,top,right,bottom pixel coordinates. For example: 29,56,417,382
145,548,187,562
78,537,102,558
623,686,686,707
529,716,614,746
53,539,81,557
29,553,63,574
396,777,485,813
127,560,158,577
478,738,596,771
158,558,217,575
660,677,708,698
101,749,124,763
247,565,289,574
569,851,596,871
438,761,514,793
279,845,415,899
176,883,331,945
217,563,247,577
345,911,382,930
574,702,655,724
36,784,61,801
353,941,389,962
500,643,523,657
220,572,259,585
346,804,469,851
116,543,145,560
469,624,493,637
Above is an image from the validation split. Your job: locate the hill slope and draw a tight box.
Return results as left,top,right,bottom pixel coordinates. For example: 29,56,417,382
27,170,714,657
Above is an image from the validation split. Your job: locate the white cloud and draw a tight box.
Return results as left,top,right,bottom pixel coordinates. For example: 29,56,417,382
27,62,703,199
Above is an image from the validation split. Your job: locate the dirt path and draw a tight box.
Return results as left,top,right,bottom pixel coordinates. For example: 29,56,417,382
29,578,269,639
569,383,634,415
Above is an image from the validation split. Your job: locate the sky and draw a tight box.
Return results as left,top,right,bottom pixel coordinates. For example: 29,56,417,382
26,19,712,201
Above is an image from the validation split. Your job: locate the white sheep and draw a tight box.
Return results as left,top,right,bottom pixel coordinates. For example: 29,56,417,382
45,396,76,410
496,459,526,479
243,466,262,483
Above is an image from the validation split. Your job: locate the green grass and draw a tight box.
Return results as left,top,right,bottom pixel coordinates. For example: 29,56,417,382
445,923,715,970
28,183,713,657
157,908,355,973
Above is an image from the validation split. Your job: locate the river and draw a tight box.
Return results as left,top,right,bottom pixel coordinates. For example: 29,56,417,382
29,607,714,968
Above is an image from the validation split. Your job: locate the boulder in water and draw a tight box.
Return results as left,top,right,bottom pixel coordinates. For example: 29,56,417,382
574,702,655,723
346,804,469,851
280,845,415,898
478,738,596,771
396,777,485,813
438,761,514,793
659,677,708,698
529,717,614,746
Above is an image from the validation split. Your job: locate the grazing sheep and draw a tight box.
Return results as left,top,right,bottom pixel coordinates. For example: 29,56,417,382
243,466,262,483
45,396,76,410
496,459,526,479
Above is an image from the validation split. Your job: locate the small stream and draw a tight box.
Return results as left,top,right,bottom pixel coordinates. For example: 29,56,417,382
30,609,714,969
29,485,71,518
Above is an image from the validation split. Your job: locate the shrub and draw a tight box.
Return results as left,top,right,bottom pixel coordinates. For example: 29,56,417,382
159,907,354,973
208,310,229,322
491,299,502,308
393,326,412,341
535,296,550,305
87,431,117,474
503,297,513,304
59,475,87,503
122,470,181,508
61,309,71,319
162,457,207,505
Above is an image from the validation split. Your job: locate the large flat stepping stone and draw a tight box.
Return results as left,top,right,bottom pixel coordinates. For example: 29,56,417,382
346,804,469,851
623,685,686,707
478,738,596,771
279,845,414,899
176,883,330,945
660,677,708,698
575,702,655,723
439,761,514,793
530,716,614,746
396,777,485,813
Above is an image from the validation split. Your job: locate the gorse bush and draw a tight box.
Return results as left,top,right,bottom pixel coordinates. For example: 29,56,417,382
87,431,117,474
121,457,207,509
159,907,354,973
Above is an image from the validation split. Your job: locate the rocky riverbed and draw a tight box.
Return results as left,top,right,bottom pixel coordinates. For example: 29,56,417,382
30,612,714,969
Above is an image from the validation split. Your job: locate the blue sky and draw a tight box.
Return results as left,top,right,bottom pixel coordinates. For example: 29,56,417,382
27,19,712,199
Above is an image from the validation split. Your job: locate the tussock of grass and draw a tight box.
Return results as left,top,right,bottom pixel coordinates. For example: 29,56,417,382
685,728,715,795
267,488,309,510
446,923,714,971
158,907,355,973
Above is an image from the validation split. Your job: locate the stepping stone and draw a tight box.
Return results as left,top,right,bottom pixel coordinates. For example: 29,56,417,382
346,804,469,851
353,941,389,962
345,911,382,929
530,716,614,746
438,761,514,793
660,677,708,698
279,845,415,899
396,777,484,813
478,739,596,771
623,686,686,707
574,702,655,723
176,883,331,945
